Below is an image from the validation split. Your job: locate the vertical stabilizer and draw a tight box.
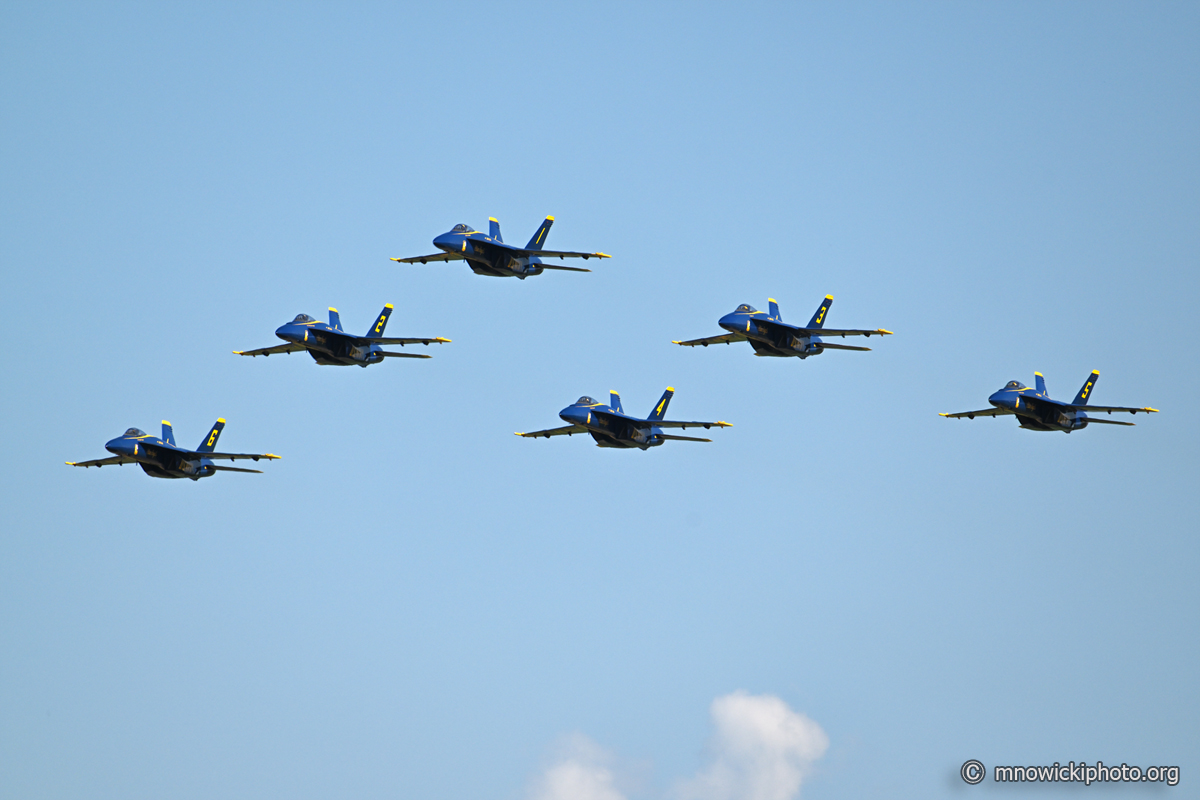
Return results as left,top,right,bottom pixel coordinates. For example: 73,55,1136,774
525,216,554,250
1034,372,1047,395
807,295,834,329
328,308,343,331
1072,371,1099,405
489,217,503,242
197,419,226,453
609,391,623,414
368,304,394,338
768,298,781,320
161,421,175,446
648,387,674,421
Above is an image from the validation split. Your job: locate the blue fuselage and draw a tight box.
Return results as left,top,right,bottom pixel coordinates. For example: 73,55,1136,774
104,433,217,479
558,401,667,450
718,310,824,358
275,320,385,367
433,230,546,279
987,385,1089,433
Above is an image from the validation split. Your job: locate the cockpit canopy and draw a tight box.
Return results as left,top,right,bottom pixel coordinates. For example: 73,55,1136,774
450,223,473,233
1004,381,1026,390
292,314,315,323
576,396,598,405
124,428,146,437
735,304,757,313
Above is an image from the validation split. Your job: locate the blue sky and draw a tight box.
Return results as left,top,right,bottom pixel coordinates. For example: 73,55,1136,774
1,3,1197,798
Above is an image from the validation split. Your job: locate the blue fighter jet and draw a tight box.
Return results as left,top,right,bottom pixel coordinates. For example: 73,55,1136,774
235,304,449,366
940,371,1159,432
516,388,731,450
391,216,610,279
673,296,892,358
67,420,280,479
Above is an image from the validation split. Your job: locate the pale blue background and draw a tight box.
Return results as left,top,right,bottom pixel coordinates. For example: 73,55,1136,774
1,3,1197,798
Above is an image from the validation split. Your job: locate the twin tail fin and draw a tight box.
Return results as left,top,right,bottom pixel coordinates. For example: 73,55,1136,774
197,419,225,453
1072,371,1099,406
647,387,674,421
525,216,554,250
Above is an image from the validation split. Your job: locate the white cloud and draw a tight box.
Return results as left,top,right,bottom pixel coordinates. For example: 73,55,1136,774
526,693,827,800
528,733,628,800
675,691,829,800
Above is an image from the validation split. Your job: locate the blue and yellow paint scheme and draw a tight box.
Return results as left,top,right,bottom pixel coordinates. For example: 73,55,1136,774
235,304,449,366
940,371,1159,433
516,388,731,450
391,216,610,279
67,419,280,480
673,296,892,358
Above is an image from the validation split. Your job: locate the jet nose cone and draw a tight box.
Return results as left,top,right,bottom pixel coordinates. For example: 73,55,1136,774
105,438,131,455
718,313,739,330
559,406,586,424
989,390,1014,408
433,233,455,250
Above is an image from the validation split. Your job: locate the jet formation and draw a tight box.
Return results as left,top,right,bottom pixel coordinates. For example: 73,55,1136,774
69,210,1161,480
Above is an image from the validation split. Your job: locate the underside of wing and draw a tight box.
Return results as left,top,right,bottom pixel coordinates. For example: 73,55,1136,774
378,351,432,359
515,425,589,438
652,420,732,430
364,337,451,345
672,333,748,347
391,253,465,264
1069,405,1159,415
234,343,308,357
211,465,264,473
195,452,282,462
66,455,137,468
816,342,871,352
939,408,1008,419
521,250,611,260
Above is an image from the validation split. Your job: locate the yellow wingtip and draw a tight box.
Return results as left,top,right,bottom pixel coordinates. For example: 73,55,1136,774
1146,407,1160,413
717,421,732,427
436,337,452,343
389,257,402,262
233,350,243,355
939,413,950,417
671,340,682,344
66,461,75,466
265,453,281,459
878,329,894,335
596,252,612,258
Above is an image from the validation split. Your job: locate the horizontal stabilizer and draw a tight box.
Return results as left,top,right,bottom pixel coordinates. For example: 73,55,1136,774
656,433,712,442
211,465,264,473
1081,417,1135,426
378,351,432,359
539,264,591,272
816,342,871,352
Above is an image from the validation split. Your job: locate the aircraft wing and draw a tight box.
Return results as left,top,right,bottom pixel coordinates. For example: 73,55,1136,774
391,253,465,264
361,337,451,346
1070,405,1159,415
652,420,732,430
515,425,589,438
939,408,1009,419
192,452,282,462
672,333,748,347
793,327,893,338
523,250,611,260
234,343,308,357
66,456,137,468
